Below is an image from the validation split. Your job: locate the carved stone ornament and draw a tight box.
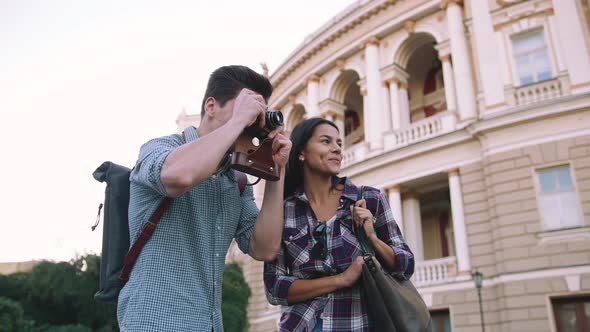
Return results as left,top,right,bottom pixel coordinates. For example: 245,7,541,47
361,36,380,49
440,0,463,10
336,59,346,71
404,20,417,34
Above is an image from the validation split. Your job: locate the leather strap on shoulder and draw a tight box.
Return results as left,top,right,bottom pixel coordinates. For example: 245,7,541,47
235,171,247,196
119,197,172,282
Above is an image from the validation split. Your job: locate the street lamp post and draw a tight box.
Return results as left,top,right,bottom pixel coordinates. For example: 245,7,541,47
472,270,485,332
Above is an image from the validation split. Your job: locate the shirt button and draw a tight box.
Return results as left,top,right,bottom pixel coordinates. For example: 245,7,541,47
216,253,220,257
214,281,218,286
212,174,217,179
216,226,221,230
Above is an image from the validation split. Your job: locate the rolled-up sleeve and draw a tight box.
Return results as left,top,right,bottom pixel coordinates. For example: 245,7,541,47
235,184,259,254
129,136,181,197
263,245,296,306
371,189,415,280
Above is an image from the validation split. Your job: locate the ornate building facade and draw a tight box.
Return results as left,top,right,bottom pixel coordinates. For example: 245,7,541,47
180,0,590,330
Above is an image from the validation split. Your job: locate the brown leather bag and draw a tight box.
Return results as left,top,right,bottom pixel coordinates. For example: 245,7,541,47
355,186,432,332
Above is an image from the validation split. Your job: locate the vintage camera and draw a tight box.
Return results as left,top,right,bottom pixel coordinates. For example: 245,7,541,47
230,109,284,181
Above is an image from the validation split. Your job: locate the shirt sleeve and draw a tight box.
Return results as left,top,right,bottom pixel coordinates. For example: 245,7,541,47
369,188,415,280
263,244,297,306
234,184,260,254
129,135,181,197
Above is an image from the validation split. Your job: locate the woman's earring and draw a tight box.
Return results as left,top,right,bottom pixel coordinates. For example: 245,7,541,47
299,156,305,162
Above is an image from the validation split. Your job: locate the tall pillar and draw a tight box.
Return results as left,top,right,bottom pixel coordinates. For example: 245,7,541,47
439,55,457,112
398,81,411,127
306,74,321,118
469,0,506,107
552,0,590,89
362,36,385,150
402,192,423,261
388,186,404,234
381,82,392,133
448,169,471,272
441,0,477,120
387,79,402,130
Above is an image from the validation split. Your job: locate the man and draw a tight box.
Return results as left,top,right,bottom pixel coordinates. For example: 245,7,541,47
117,65,292,331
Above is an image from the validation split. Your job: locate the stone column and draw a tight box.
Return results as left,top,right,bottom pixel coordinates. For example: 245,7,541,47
388,186,404,234
469,0,505,107
306,74,321,118
381,82,392,133
439,54,457,112
552,0,590,89
387,79,402,130
362,36,385,150
441,0,477,120
402,192,423,261
448,169,471,273
398,81,411,127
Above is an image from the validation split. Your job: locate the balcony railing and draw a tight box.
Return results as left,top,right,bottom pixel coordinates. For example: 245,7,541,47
386,111,457,150
513,78,564,106
412,256,457,287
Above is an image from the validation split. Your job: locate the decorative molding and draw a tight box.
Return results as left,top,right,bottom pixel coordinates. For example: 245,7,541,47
434,39,452,58
336,58,346,71
496,0,524,6
491,0,553,31
305,74,321,84
440,0,463,10
319,98,347,119
404,20,417,34
381,63,410,85
439,54,451,62
360,36,380,50
565,275,581,292
446,168,459,176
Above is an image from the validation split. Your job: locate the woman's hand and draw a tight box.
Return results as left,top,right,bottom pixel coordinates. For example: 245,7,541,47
350,199,376,239
337,256,364,288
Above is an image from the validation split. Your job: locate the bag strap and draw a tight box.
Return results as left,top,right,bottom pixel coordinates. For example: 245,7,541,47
355,186,376,257
235,171,247,196
119,197,172,282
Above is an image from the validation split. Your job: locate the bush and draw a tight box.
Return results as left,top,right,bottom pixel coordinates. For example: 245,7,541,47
0,296,25,332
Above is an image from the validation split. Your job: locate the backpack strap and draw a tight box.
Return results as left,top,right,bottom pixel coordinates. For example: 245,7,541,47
119,197,172,282
235,171,247,196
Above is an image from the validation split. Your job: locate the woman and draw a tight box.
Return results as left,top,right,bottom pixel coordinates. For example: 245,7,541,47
264,118,414,332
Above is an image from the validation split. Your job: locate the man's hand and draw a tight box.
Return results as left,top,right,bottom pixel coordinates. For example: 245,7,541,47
268,127,292,168
231,88,267,129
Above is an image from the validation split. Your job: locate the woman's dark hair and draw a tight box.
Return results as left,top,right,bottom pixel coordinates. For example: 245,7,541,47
284,117,340,198
201,65,273,117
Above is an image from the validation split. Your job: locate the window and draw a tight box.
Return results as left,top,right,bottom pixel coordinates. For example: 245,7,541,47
512,30,553,85
536,165,582,230
552,296,590,332
430,309,452,332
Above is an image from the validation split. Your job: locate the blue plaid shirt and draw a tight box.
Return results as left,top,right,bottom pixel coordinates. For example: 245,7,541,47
117,126,259,332
264,178,414,332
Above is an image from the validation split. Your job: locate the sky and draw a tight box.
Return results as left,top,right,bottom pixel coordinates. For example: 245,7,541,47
0,0,355,262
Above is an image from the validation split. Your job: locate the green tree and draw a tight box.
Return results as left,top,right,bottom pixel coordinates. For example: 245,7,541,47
0,296,25,332
222,263,251,332
0,255,117,331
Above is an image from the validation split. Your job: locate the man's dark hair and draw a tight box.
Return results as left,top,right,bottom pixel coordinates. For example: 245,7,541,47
201,65,273,117
284,117,340,198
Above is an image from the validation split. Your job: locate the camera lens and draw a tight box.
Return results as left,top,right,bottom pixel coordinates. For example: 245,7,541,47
265,110,284,131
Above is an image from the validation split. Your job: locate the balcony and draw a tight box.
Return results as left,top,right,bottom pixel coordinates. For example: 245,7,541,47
510,76,571,106
412,256,457,287
386,111,456,149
